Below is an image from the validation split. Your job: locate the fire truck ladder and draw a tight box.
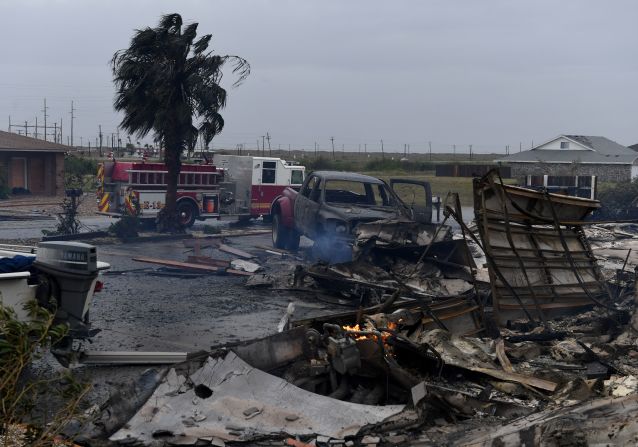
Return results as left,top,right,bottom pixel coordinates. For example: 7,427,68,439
127,169,221,187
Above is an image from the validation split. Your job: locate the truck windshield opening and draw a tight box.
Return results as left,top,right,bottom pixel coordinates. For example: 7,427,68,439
324,180,395,207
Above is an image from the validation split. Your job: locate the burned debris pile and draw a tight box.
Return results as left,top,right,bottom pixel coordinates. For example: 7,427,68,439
82,171,638,446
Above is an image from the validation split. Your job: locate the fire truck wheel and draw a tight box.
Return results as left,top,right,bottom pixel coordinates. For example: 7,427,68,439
272,213,290,249
177,201,197,227
287,230,300,251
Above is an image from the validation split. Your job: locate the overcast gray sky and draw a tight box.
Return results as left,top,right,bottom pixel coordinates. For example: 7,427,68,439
1,0,637,154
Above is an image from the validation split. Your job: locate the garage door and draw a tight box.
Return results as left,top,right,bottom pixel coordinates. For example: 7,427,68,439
9,158,26,189
29,157,46,194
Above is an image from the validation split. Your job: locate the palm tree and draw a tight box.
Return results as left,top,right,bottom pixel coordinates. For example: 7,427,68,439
111,13,249,231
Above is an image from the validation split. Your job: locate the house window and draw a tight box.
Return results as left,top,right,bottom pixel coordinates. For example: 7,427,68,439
560,142,570,149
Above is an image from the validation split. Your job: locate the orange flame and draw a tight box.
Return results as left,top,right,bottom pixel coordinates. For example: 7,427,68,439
342,322,398,350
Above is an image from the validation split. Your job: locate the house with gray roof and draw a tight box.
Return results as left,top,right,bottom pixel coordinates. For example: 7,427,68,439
496,135,638,182
0,130,66,196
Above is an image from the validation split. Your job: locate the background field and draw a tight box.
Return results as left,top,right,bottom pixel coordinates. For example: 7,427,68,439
69,149,513,206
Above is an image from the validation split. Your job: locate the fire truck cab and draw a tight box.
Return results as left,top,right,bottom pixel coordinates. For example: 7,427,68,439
215,155,305,219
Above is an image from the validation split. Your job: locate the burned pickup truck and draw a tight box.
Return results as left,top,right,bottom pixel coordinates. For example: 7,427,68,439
270,171,433,260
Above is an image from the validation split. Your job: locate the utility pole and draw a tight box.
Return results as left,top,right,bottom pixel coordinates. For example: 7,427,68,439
381,139,384,159
330,136,335,159
70,100,75,147
358,144,361,153
99,125,103,156
34,117,38,139
453,144,456,159
314,142,317,158
519,142,522,153
53,123,58,143
261,135,265,156
429,141,432,160
364,143,367,153
42,98,48,141
266,132,271,156
469,144,473,160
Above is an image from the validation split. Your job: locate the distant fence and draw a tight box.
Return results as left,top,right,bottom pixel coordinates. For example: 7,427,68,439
435,164,511,178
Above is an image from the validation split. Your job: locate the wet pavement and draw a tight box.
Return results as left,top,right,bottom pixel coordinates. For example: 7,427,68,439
0,215,114,240
89,234,324,353
62,231,344,409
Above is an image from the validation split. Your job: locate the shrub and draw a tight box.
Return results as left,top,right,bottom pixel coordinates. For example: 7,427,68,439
109,214,141,239
11,187,31,195
65,156,98,192
0,300,88,446
64,155,97,178
595,180,638,220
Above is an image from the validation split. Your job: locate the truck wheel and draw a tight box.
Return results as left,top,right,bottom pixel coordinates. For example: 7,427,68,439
177,201,197,227
272,213,290,249
287,230,300,251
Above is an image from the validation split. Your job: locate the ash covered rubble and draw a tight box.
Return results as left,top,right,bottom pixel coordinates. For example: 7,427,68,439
79,171,638,446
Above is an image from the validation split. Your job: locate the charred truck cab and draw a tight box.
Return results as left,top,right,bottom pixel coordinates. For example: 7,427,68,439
271,171,433,261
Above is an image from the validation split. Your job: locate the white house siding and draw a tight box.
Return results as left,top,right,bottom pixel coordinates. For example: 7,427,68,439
535,137,591,151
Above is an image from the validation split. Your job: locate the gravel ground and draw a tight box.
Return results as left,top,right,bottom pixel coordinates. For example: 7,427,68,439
0,193,97,216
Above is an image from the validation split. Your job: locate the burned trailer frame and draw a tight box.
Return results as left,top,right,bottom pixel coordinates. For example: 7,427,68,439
473,171,612,326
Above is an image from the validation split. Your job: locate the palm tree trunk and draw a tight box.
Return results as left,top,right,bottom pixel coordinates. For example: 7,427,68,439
158,138,182,232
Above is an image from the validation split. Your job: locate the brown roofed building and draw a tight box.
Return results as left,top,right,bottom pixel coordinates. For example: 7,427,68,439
0,130,66,196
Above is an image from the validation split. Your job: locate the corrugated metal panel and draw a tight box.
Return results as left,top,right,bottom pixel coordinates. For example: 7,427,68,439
474,171,610,325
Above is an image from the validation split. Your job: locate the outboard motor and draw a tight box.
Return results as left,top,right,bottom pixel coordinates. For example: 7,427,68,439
33,241,109,362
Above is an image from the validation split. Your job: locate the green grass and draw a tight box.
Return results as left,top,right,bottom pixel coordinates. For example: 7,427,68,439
361,170,516,206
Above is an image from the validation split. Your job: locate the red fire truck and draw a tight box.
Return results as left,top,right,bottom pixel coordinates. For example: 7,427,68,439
96,155,305,226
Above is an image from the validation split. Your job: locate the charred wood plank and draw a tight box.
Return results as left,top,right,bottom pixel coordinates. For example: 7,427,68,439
218,244,254,259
